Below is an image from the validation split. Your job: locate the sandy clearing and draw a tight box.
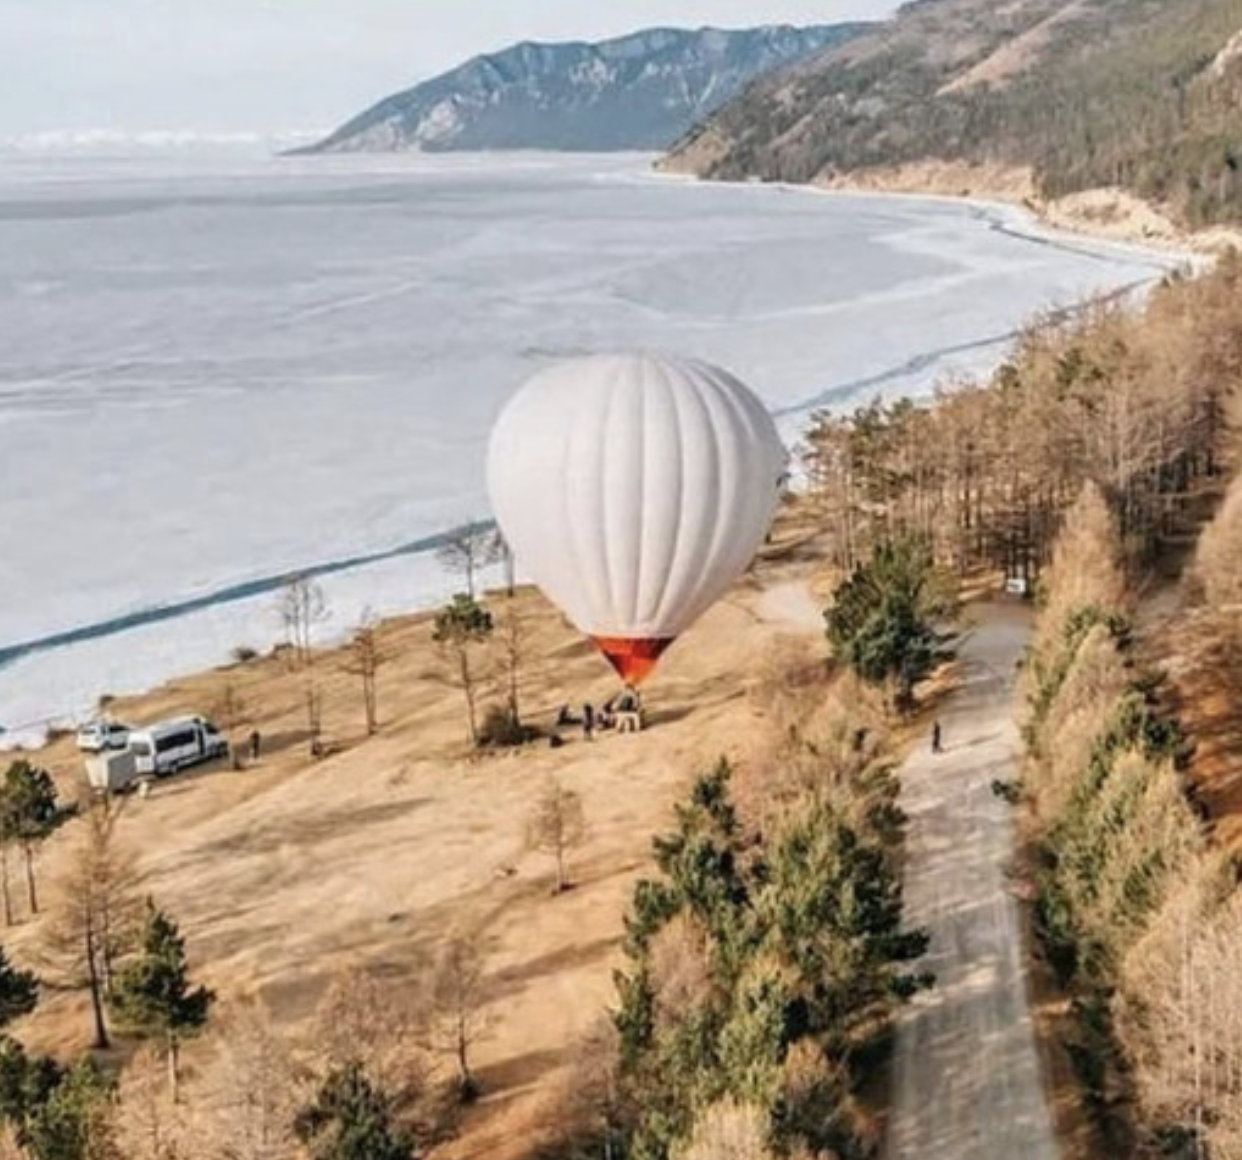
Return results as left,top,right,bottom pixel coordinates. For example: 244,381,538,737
887,605,1058,1160
9,509,831,1158
754,578,825,633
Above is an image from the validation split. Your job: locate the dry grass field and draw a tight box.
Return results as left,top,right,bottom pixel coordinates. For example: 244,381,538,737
4,517,834,1158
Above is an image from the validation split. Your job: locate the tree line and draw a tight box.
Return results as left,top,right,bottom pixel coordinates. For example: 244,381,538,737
0,784,214,1159
801,253,1242,583
542,637,931,1159
1015,478,1242,1157
260,522,524,757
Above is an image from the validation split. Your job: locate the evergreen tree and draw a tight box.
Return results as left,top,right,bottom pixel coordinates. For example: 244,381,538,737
19,1058,115,1160
294,1062,416,1160
825,537,953,709
0,947,37,1030
756,802,930,1041
0,762,60,916
109,902,213,1102
613,760,931,1160
0,1042,115,1160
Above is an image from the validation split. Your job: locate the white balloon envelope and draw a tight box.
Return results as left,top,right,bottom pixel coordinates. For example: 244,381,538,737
487,352,786,684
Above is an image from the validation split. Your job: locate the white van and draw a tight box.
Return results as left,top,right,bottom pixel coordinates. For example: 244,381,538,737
128,716,227,776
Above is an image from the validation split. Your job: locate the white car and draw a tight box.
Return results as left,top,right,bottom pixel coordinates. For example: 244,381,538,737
75,720,131,753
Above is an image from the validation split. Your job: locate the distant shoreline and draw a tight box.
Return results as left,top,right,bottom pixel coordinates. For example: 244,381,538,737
655,146,1242,258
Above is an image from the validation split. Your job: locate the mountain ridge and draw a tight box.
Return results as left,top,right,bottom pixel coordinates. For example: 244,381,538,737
662,0,1242,229
301,24,872,154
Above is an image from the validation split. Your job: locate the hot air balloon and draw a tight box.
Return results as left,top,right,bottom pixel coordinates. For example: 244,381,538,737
487,352,786,685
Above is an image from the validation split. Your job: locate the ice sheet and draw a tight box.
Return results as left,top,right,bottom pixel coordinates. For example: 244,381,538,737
0,153,1182,741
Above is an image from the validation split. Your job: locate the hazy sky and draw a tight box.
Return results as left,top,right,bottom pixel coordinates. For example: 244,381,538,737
0,0,900,137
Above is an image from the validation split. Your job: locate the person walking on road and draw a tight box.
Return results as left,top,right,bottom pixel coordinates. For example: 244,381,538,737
931,720,943,755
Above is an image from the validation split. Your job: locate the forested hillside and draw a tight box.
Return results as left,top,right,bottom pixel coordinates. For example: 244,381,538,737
666,0,1242,228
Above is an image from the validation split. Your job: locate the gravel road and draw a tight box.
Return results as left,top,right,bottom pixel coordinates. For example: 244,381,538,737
887,606,1060,1160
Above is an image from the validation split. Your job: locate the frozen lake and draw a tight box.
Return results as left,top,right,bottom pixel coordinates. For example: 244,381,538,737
0,152,1178,738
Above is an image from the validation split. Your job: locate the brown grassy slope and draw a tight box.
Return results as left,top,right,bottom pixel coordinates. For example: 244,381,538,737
7,515,833,1159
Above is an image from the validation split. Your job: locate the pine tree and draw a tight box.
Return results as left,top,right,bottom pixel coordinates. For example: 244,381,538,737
18,1058,116,1160
825,537,953,710
294,1062,415,1160
0,1041,115,1160
0,949,36,1031
109,902,213,1103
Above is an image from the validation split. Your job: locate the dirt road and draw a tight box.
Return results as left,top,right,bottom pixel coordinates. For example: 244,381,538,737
887,606,1059,1160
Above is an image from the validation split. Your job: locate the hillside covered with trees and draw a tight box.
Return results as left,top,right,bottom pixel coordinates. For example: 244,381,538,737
665,0,1242,228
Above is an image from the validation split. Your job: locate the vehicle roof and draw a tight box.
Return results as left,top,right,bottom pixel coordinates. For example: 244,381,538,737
132,716,206,734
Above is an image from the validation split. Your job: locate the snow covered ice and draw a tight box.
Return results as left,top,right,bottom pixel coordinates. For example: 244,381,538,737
0,151,1180,740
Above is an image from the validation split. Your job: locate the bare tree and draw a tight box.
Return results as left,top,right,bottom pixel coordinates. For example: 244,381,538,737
114,1045,194,1160
316,969,441,1131
305,680,324,759
276,575,328,668
432,596,494,747
676,1102,776,1160
544,1020,626,1160
201,1001,306,1160
211,682,249,770
0,844,12,929
429,936,490,1102
39,795,143,1049
436,524,499,601
526,780,587,894
346,609,388,737
491,529,516,598
497,593,527,732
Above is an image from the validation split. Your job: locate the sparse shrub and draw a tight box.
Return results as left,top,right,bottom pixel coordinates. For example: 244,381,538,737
476,704,538,749
231,645,259,665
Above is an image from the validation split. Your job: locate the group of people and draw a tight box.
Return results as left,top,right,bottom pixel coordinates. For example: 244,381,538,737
556,685,644,742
